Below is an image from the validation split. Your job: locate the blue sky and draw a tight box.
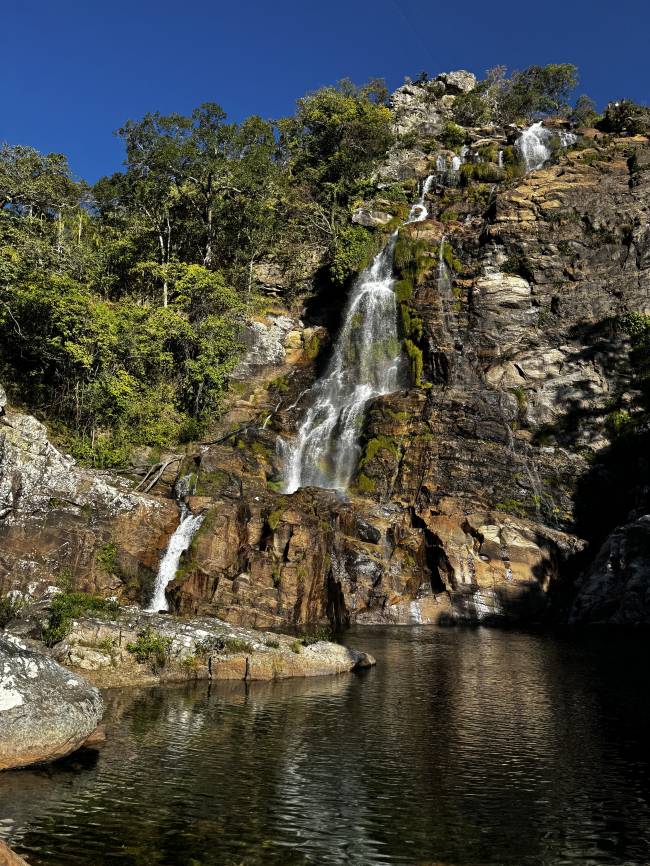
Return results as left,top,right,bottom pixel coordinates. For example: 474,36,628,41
2,0,648,182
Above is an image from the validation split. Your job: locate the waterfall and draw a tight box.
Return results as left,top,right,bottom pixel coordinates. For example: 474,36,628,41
282,177,434,494
517,121,577,172
147,506,204,612
437,237,455,339
497,150,504,168
407,174,435,223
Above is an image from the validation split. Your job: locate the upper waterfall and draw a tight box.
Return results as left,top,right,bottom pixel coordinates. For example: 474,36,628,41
282,177,434,494
517,121,577,172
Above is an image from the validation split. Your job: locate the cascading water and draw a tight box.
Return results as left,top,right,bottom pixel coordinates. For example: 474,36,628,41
282,177,434,494
437,236,455,340
517,121,577,172
407,173,435,222
147,506,204,612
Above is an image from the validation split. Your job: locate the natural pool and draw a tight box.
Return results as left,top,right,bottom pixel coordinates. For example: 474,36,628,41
1,626,649,865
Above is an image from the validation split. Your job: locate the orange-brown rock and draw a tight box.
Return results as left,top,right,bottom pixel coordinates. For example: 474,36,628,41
0,840,29,866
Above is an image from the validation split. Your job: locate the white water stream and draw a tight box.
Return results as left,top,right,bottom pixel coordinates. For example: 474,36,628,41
282,176,435,493
517,121,577,172
147,506,204,612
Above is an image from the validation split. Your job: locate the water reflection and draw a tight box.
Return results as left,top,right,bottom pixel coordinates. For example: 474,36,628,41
1,627,649,865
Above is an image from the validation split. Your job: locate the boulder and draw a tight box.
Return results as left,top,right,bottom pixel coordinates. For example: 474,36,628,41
49,609,376,688
351,207,394,228
435,70,477,94
0,840,29,866
569,514,650,625
0,636,103,770
231,315,297,379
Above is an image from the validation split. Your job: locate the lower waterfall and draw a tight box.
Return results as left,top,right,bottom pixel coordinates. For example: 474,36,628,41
147,506,204,612
282,176,434,494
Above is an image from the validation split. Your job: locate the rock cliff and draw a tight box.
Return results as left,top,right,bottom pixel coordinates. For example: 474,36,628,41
1,74,649,630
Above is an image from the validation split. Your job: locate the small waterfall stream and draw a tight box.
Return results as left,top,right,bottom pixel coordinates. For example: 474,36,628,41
517,121,577,172
282,176,434,494
147,506,204,612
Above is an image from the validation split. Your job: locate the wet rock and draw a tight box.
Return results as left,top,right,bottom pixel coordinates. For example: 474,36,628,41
352,207,394,228
0,636,103,771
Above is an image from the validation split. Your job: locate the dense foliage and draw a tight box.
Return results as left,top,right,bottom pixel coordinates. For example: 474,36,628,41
453,64,580,126
0,81,393,464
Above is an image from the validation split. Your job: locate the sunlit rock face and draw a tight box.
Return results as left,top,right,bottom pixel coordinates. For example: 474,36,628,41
1,73,649,629
0,403,178,603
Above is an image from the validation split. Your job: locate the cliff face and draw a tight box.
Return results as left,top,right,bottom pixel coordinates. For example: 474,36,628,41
1,75,649,629
0,405,178,603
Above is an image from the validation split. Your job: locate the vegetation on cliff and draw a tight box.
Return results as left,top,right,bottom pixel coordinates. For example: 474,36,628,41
0,81,392,464
1,62,645,471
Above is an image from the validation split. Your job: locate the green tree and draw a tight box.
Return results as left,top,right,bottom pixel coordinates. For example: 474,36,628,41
570,94,598,127
497,64,578,123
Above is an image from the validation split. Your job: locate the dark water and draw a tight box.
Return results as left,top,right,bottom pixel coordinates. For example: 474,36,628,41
1,627,649,866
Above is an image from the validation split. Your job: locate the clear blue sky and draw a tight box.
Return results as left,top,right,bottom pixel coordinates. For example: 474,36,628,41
2,0,648,183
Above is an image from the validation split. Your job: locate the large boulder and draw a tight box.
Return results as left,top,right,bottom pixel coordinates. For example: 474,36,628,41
569,513,650,625
435,70,477,94
0,636,103,770
0,839,29,866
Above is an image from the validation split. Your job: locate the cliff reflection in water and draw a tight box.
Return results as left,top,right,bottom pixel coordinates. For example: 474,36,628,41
1,627,649,866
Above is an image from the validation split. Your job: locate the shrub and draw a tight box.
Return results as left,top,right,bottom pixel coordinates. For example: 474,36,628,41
440,121,466,149
223,637,254,654
394,278,413,303
43,592,121,647
459,163,505,185
0,594,23,627
301,625,334,645
494,498,528,518
96,541,118,573
452,89,491,126
329,224,378,287
126,627,173,667
570,94,599,127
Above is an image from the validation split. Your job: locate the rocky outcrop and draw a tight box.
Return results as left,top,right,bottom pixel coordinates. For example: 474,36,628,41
0,635,103,771
0,403,178,604
390,72,476,138
44,609,374,688
0,840,29,866
232,314,301,379
569,513,650,625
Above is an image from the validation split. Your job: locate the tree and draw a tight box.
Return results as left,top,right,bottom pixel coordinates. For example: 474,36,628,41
569,95,598,127
497,64,578,122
